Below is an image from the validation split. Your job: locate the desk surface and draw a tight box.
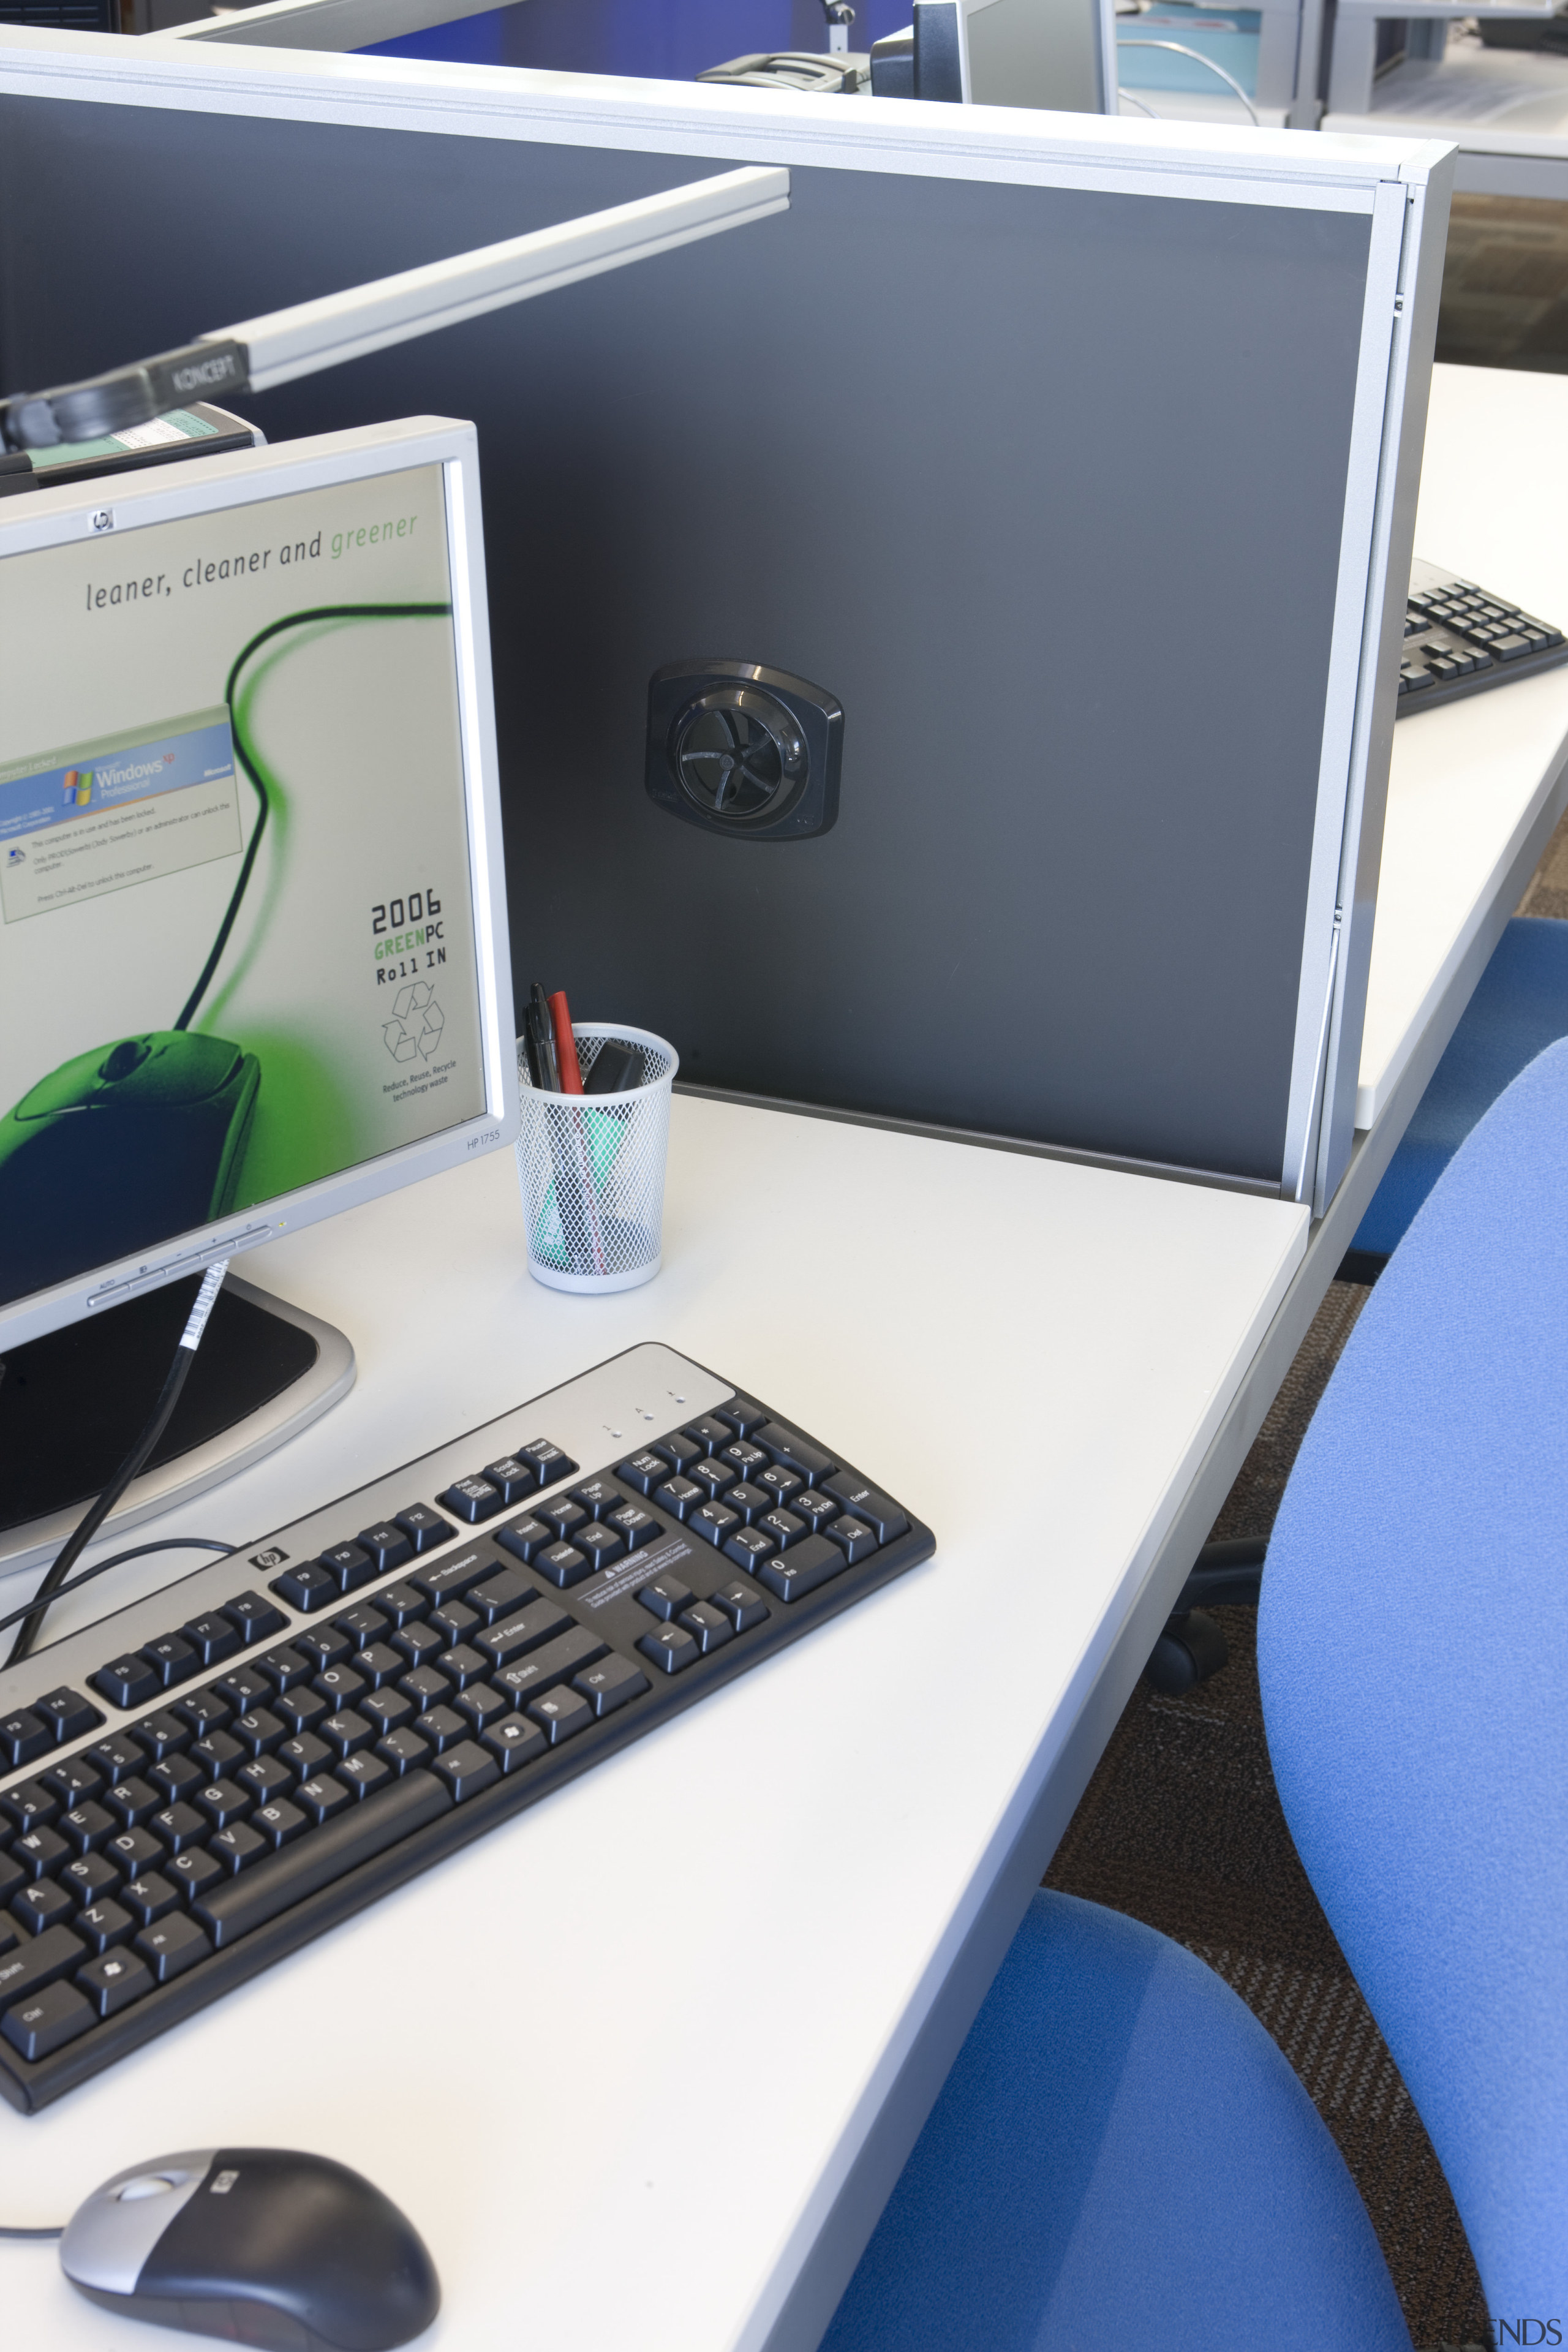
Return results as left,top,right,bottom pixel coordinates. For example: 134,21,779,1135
6,1101,1307,2352
1358,361,1568,1126
7,363,1562,2352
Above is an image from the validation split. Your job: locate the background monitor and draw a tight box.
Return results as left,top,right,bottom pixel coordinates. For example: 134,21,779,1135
872,0,1118,109
0,417,515,1362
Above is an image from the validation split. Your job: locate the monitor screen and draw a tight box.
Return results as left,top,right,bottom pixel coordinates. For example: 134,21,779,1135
0,420,513,1341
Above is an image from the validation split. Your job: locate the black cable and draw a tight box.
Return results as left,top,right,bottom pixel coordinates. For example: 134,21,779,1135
0,2224,64,2240
0,1539,235,1645
5,1261,231,1670
174,602,452,1034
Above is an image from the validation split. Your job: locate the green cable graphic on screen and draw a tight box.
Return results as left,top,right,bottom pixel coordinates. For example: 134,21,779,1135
0,605,453,1305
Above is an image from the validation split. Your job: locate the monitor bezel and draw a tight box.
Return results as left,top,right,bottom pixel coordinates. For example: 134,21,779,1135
0,413,518,1352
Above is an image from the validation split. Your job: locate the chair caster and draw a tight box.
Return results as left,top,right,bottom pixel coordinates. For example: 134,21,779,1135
1145,1607,1229,1695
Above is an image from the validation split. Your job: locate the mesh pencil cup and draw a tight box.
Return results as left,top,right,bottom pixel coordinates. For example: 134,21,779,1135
514,1023,678,1293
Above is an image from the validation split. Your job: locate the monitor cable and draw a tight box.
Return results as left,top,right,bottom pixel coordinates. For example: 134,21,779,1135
4,1259,231,1670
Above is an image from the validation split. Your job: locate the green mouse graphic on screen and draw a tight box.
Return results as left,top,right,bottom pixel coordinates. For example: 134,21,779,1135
0,601,449,1303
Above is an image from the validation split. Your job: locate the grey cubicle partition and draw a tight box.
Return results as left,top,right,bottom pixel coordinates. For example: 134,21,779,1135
0,32,1452,1208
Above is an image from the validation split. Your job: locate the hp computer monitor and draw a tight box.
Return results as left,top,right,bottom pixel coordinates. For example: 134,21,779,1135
0,417,516,1359
872,0,1118,110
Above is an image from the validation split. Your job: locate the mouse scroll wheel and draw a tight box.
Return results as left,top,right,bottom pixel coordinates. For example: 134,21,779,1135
99,1038,151,1084
117,2175,180,2201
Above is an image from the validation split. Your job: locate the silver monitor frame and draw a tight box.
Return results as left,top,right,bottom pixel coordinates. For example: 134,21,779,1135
0,414,518,1352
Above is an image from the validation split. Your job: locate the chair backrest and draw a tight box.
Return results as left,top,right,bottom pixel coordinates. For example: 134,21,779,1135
1259,1038,1568,2322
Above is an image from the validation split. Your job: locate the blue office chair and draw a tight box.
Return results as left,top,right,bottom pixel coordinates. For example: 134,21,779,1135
1353,912,1568,1262
823,1040,1568,2352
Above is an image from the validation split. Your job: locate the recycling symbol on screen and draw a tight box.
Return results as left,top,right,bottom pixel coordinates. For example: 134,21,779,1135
383,982,446,1064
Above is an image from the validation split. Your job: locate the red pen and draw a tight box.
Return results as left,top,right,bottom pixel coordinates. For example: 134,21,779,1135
548,990,584,1095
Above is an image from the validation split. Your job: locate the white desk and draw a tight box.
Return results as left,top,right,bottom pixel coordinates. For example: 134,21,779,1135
9,368,1568,2352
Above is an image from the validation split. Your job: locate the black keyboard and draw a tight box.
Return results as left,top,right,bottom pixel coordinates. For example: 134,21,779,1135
1398,557,1568,713
0,1343,933,2113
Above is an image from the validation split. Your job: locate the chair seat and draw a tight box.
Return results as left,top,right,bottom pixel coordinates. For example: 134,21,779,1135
822,1890,1411,2352
1355,916,1568,1257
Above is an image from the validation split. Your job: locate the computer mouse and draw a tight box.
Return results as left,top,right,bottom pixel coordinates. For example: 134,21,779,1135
59,2147,440,2351
0,1031,258,1300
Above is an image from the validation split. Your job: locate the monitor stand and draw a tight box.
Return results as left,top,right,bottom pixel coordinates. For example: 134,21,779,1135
0,1273,355,1581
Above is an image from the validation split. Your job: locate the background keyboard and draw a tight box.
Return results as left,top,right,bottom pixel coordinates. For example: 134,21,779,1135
1398,557,1568,713
0,1343,933,2113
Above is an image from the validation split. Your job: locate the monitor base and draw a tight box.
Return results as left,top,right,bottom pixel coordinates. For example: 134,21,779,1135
0,1274,355,1580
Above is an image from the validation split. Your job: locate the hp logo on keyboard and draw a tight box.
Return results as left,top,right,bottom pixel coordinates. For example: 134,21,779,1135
646,660,843,841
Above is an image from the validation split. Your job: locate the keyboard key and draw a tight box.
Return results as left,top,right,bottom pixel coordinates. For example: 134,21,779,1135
393,1504,455,1553
194,1771,450,1947
322,1533,376,1589
435,1642,490,1691
454,1684,509,1736
467,1566,539,1625
574,1656,650,1719
490,1625,608,1707
415,1544,505,1602
167,1851,224,1905
376,1728,431,1777
755,1533,848,1604
35,1686,104,1743
77,1947,154,2018
182,1613,243,1668
338,1751,394,1802
824,1474,909,1544
788,1488,842,1536
570,1475,623,1518
143,1635,201,1691
92,1656,162,1711
492,1518,551,1569
135,1913,213,1983
606,1502,660,1551
392,1623,444,1671
720,1441,771,1482
119,1872,181,1928
483,1717,547,1773
616,1449,671,1496
683,1416,733,1455
688,1458,737,1502
149,1760,205,1811
297,1624,355,1672
59,1800,115,1852
12,1825,69,1879
374,1583,430,1632
150,1803,208,1855
438,1476,503,1525
336,1605,389,1652
638,1624,699,1675
274,1687,331,1738
224,1591,288,1643
0,1711,51,1770
252,1800,307,1850
432,1740,502,1800
636,1574,695,1623
412,1706,468,1754
0,1923,86,2011
655,1476,704,1521
189,1730,244,1779
692,1502,740,1549
108,1826,165,1879
195,1781,252,1831
428,1602,480,1648
0,1856,23,1909
723,1527,777,1575
87,1734,146,1785
654,1431,703,1475
526,1687,593,1744
139,1709,195,1763
350,1644,405,1692
723,1480,774,1525
74,1898,134,1955
105,1777,162,1831
1492,633,1533,660
319,1711,375,1758
480,1458,538,1504
517,1439,576,1485
230,1708,287,1757
314,1665,367,1711
277,1733,332,1780
534,1543,592,1591
826,1515,878,1565
209,1822,268,1875
679,1602,734,1657
295,1775,354,1826
715,1394,768,1436
759,1508,805,1551
271,1562,338,1612
176,1689,233,1738
475,1596,573,1670
362,1689,417,1739
755,1423,836,1487
62,1852,120,1905
237,1757,294,1806
540,1497,588,1541
576,1523,624,1570
208,1660,270,1708
1,1782,59,1833
13,1879,75,1936
2,1977,94,2059
737,1579,811,1664
399,1665,451,1714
